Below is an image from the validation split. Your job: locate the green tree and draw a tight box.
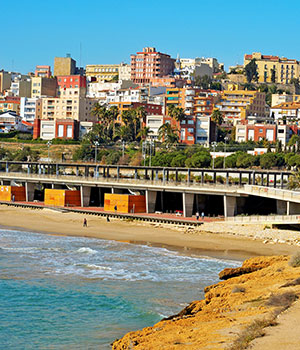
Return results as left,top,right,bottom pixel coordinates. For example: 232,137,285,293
211,109,224,126
271,68,276,83
244,59,259,83
168,104,185,122
288,134,300,147
158,123,179,145
259,153,277,169
194,75,212,89
114,124,133,142
137,126,153,141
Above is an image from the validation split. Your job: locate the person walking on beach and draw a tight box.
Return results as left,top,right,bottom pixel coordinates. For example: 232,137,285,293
106,216,110,222
201,212,205,220
196,211,199,221
83,218,87,227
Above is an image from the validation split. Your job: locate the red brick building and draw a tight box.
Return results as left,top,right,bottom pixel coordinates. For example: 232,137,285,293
131,47,175,85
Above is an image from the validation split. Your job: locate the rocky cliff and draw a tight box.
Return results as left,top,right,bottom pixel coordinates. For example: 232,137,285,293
112,255,300,350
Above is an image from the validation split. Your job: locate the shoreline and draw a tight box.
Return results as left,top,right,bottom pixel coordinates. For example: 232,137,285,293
0,205,299,261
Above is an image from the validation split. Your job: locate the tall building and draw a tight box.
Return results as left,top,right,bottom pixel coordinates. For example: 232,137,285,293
86,64,119,82
20,97,41,123
244,52,300,84
131,47,175,85
31,77,57,98
35,65,52,78
54,55,76,76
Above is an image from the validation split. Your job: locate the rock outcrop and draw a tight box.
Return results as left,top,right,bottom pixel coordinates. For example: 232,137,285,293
112,255,300,350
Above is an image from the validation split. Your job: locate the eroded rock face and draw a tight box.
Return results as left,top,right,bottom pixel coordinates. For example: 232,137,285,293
219,256,288,280
112,255,299,350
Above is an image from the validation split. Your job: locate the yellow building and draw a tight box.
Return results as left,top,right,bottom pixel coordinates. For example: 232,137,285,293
86,64,119,82
40,96,98,121
54,56,76,76
0,97,20,114
217,90,266,122
244,52,300,84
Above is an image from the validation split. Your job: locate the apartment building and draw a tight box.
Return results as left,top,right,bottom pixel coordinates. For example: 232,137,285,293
271,93,300,107
164,87,220,145
86,64,119,82
0,96,20,114
216,90,266,122
31,77,57,98
119,63,131,80
131,47,175,85
235,122,299,146
244,52,300,84
20,97,41,123
54,55,76,76
8,77,32,98
35,65,52,78
0,71,12,93
40,97,98,122
109,102,162,124
270,101,300,121
56,75,86,98
146,115,163,140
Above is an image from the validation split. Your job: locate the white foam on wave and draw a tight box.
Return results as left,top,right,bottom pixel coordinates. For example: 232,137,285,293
83,264,112,271
76,247,98,254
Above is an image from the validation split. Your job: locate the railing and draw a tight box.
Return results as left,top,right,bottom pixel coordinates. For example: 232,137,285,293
243,185,300,202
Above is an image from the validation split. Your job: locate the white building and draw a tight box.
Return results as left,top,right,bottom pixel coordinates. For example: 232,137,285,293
86,80,136,98
119,63,131,80
0,111,30,133
20,97,39,123
146,115,163,140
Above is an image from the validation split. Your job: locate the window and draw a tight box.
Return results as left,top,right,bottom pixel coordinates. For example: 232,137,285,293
58,125,64,137
188,128,194,133
67,125,72,138
187,120,194,124
187,136,193,141
259,128,263,133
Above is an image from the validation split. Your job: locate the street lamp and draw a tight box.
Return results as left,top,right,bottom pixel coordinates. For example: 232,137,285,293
211,141,217,169
223,136,229,169
94,141,99,163
47,140,52,162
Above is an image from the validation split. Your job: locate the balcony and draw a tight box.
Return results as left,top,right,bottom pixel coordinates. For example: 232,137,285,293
186,89,195,96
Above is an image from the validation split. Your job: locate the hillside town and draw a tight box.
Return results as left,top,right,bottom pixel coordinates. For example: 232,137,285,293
1,47,300,154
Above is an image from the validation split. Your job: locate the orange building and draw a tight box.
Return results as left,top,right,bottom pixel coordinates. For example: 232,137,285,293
44,189,81,207
0,186,26,202
104,194,146,213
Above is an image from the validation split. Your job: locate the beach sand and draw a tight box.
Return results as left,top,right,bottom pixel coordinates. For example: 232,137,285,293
0,205,299,260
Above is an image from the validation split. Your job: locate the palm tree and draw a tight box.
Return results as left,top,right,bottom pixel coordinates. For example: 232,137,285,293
107,105,119,135
137,126,153,141
211,109,224,126
135,105,147,124
114,125,133,142
158,123,179,145
91,103,109,127
168,104,185,122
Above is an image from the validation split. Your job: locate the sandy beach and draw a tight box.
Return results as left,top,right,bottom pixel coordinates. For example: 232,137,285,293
0,205,299,260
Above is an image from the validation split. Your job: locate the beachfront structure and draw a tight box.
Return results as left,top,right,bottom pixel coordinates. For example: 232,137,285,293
244,52,300,84
216,90,266,122
130,47,175,85
86,64,119,82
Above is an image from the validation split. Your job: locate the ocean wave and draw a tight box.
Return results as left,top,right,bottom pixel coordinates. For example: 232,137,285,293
76,247,98,254
78,264,112,271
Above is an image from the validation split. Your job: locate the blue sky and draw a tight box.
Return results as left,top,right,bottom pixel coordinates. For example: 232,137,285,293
2,0,300,74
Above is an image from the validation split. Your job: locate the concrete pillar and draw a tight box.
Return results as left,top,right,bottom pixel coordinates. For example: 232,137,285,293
146,190,157,213
276,199,287,215
80,186,91,207
183,192,194,217
223,195,237,217
25,182,35,202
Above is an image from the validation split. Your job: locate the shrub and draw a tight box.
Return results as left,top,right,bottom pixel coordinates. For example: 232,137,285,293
266,291,297,309
289,252,300,267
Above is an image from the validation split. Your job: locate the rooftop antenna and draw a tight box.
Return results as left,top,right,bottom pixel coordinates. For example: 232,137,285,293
80,42,82,67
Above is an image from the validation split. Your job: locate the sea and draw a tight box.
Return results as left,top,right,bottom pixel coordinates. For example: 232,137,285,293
0,229,240,349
